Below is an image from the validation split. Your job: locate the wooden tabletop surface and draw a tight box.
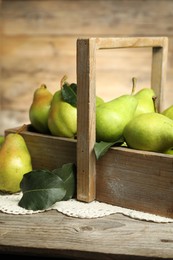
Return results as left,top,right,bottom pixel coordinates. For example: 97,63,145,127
0,210,173,259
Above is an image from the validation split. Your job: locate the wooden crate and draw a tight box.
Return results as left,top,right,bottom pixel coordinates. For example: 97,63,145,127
6,37,173,219
76,37,173,218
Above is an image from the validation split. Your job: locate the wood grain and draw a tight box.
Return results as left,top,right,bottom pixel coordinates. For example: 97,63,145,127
2,0,173,36
1,36,173,107
1,0,173,134
96,146,173,218
0,210,173,259
77,39,97,202
0,0,173,133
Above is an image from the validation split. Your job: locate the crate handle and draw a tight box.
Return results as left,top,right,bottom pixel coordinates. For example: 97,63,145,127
77,37,168,202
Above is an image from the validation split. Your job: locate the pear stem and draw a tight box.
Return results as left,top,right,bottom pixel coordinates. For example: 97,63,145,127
152,96,158,113
60,75,68,89
131,77,137,95
40,83,47,89
16,124,28,134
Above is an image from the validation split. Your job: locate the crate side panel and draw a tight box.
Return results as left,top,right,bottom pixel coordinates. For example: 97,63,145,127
96,147,173,218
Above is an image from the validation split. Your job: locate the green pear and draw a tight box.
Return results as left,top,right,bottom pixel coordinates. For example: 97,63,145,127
0,133,32,193
123,112,173,153
48,89,77,138
164,147,173,155
48,75,104,138
162,104,173,120
96,96,104,106
0,136,5,148
132,78,156,117
96,92,138,142
29,84,53,134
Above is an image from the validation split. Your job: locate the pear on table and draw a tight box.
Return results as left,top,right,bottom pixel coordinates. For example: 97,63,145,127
29,84,53,134
0,130,32,193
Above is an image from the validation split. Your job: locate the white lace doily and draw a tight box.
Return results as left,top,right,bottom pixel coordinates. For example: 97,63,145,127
0,192,173,223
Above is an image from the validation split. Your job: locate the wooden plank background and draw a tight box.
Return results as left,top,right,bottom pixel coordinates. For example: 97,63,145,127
1,0,173,135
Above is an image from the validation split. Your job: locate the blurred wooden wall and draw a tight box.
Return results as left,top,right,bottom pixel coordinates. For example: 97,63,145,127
1,0,173,134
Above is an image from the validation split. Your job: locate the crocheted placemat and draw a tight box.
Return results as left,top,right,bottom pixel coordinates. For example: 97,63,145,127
0,192,173,223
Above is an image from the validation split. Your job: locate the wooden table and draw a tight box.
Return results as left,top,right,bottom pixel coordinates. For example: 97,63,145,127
0,210,173,259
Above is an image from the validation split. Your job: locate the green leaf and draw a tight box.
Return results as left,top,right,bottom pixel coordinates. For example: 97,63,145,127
18,170,66,211
94,138,124,160
52,163,76,200
94,141,115,160
61,82,77,107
